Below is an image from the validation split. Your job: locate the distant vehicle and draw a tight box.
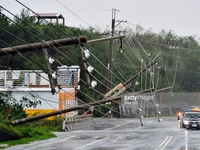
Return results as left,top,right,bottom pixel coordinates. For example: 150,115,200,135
190,106,200,112
191,106,200,109
180,112,200,129
177,108,191,120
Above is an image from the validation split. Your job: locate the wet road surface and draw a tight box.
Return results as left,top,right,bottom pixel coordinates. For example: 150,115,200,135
4,116,200,150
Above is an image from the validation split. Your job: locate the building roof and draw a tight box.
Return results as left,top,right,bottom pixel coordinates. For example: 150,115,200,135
35,13,64,19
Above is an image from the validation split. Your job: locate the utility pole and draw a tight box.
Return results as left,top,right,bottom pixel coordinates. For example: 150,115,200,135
42,41,55,95
159,31,178,103
107,9,126,92
107,9,116,92
12,88,154,125
159,37,169,103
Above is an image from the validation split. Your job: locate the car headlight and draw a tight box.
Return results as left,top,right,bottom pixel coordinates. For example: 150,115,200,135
183,120,189,125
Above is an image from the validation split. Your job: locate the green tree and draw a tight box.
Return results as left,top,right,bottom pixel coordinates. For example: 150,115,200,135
0,92,41,123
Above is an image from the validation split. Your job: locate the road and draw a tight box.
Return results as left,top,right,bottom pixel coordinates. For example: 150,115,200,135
4,116,200,150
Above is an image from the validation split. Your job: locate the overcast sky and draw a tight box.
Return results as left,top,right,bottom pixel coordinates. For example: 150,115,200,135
1,0,200,38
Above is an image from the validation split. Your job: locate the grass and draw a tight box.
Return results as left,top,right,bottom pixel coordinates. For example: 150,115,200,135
0,119,63,149
0,131,56,148
0,132,56,149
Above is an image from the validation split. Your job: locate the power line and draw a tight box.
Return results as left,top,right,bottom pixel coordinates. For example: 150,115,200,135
55,0,92,28
1,2,162,119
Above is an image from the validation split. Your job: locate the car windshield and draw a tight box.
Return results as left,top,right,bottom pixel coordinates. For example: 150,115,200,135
184,113,200,118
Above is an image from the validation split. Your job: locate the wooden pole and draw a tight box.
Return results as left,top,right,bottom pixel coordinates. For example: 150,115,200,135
11,88,154,125
0,36,87,56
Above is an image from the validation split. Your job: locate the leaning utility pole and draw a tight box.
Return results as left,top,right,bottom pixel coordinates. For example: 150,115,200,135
12,88,154,125
0,36,87,56
11,54,158,125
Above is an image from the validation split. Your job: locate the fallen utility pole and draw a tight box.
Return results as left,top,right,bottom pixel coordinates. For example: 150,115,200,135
12,88,154,125
10,35,157,125
124,53,160,87
85,35,125,44
0,36,87,56
12,53,158,125
104,54,159,99
0,35,125,56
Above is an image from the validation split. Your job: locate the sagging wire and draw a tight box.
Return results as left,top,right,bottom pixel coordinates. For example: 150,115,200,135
0,39,114,118
2,5,127,100
1,35,134,119
0,27,125,120
14,1,134,94
2,2,156,119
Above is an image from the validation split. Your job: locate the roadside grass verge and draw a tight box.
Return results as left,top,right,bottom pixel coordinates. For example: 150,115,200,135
0,119,63,149
0,130,56,149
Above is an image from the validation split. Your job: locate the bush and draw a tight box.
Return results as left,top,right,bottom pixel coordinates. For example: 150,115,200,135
0,92,41,124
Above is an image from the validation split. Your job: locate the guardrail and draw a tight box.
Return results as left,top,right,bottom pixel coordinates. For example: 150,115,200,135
62,114,94,131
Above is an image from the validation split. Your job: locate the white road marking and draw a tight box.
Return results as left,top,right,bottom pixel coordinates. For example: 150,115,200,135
75,137,109,150
74,120,135,149
185,130,188,150
155,136,172,150
24,136,75,150
102,120,133,131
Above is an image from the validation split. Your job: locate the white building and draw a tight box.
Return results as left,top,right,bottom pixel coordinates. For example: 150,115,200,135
0,66,80,118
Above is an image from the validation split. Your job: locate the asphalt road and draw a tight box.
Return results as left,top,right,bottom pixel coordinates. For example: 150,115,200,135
4,116,200,150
